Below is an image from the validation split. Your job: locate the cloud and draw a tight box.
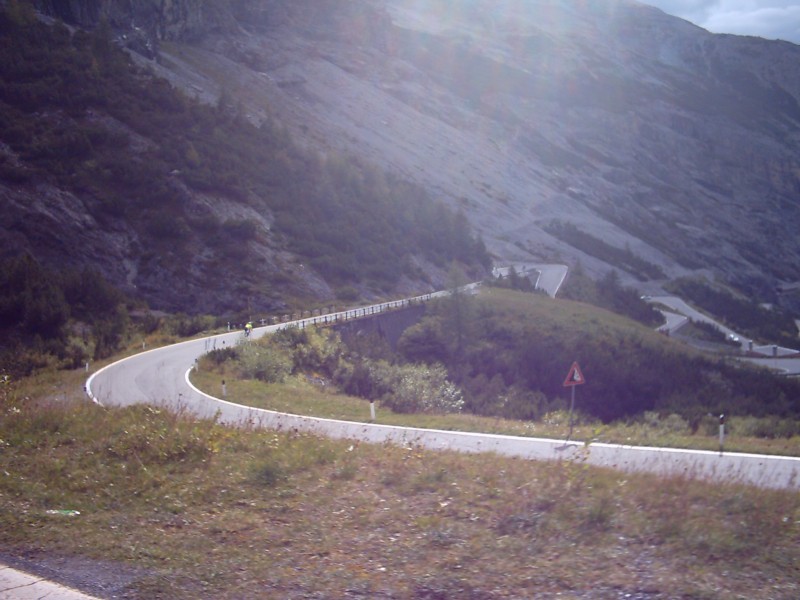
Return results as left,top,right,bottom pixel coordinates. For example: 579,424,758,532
643,1,800,43
703,5,800,41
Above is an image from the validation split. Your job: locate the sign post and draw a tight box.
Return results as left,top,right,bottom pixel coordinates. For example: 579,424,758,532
563,362,586,442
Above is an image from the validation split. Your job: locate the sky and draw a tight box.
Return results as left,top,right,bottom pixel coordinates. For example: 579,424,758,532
643,0,800,44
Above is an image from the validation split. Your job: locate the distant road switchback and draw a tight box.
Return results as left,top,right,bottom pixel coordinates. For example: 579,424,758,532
647,296,800,376
492,263,568,298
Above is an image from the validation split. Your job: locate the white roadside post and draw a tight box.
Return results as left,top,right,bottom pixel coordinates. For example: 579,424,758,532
370,399,376,422
719,413,725,456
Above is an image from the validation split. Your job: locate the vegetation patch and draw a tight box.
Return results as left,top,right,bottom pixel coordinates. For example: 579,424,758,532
0,255,131,375
395,288,800,424
558,265,663,327
1,373,799,598
546,220,666,281
193,289,800,455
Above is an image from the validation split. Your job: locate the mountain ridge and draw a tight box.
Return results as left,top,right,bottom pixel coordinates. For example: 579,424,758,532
12,0,800,314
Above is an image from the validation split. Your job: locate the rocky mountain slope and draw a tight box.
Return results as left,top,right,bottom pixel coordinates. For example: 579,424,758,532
1,1,491,314
19,0,800,312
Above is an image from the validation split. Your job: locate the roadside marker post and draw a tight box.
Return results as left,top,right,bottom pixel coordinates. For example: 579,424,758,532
719,413,725,456
563,362,586,442
370,400,376,422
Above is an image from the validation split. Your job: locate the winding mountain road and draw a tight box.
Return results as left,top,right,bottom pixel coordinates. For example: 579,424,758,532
87,272,800,490
648,296,800,374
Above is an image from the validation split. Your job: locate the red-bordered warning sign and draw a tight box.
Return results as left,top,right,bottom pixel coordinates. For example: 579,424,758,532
563,361,586,387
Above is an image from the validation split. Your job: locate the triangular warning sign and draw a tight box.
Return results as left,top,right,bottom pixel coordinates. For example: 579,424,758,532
563,362,586,387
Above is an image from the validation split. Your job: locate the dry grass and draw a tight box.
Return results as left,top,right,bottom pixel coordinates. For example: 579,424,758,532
2,373,799,599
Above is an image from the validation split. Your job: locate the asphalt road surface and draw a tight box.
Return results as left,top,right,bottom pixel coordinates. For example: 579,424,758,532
87,299,800,491
648,296,800,374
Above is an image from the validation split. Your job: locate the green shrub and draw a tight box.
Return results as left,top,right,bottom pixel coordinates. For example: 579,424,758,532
393,290,800,424
205,346,240,366
334,358,388,400
731,415,800,439
561,267,662,326
273,327,343,375
641,412,690,434
397,319,448,364
380,362,464,414
0,254,69,337
166,314,217,337
237,340,292,383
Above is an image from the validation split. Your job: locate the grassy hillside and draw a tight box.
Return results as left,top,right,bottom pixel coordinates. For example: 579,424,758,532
1,370,798,598
199,286,800,428
191,288,800,451
393,288,800,424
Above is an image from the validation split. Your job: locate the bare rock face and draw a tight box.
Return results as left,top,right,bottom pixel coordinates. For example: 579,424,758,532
26,0,800,311
33,0,236,42
0,171,311,315
259,0,799,305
